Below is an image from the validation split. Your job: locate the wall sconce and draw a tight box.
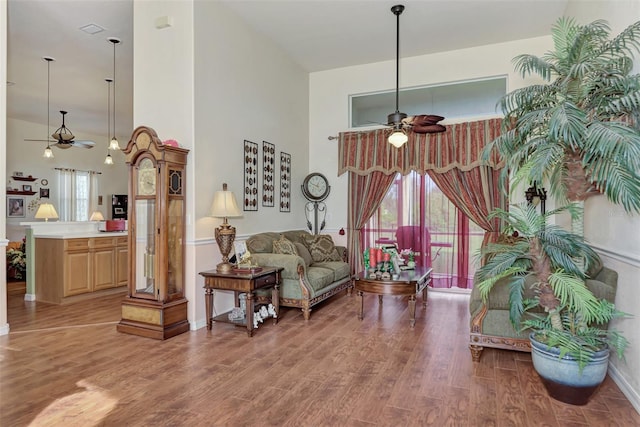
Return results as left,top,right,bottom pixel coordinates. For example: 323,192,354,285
210,183,242,273
525,182,547,214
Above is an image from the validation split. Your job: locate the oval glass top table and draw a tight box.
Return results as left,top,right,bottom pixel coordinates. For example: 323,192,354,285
354,266,432,328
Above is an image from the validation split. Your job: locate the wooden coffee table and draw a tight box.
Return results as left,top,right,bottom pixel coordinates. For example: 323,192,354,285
355,266,432,328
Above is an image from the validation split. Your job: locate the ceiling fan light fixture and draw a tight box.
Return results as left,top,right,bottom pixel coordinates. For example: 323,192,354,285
388,128,408,147
387,4,408,148
52,110,75,142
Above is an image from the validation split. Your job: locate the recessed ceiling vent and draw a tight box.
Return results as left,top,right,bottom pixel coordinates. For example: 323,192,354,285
79,23,105,35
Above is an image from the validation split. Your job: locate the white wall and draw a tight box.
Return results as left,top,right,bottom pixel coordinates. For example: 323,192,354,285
1,0,9,335
309,3,640,411
5,117,128,239
133,1,309,329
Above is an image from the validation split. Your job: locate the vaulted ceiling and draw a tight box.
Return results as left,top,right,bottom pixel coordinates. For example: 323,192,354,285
6,0,568,139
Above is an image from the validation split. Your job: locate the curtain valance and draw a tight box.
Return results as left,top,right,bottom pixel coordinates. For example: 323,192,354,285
338,117,503,176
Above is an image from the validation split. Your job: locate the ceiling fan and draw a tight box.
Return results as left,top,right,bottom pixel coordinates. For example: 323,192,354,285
385,5,446,147
24,57,95,150
49,110,95,149
26,111,96,149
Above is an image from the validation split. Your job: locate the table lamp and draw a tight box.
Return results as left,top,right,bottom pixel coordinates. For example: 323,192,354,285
211,183,242,273
89,211,105,221
35,203,59,222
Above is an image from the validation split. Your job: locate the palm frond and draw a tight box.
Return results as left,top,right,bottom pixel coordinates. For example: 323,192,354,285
590,163,640,213
512,54,555,80
548,102,587,150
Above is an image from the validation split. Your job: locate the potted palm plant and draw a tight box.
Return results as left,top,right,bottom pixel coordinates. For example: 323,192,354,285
478,16,640,405
476,203,628,405
485,17,640,218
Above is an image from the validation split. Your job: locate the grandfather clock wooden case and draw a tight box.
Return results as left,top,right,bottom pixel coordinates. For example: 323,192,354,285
117,126,190,339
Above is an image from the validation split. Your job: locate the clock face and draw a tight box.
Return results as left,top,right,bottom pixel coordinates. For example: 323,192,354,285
137,158,156,196
302,173,330,201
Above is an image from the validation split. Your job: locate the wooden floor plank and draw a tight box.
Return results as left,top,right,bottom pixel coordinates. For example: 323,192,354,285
1,290,638,426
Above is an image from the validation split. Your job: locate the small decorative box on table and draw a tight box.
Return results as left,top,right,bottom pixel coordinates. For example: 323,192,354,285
199,266,283,337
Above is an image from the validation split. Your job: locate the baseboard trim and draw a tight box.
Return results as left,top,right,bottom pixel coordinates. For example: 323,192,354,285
609,362,640,415
24,293,35,301
0,323,9,336
191,319,207,330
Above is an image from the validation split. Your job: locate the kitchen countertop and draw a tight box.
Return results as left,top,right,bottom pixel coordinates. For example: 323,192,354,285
34,231,127,239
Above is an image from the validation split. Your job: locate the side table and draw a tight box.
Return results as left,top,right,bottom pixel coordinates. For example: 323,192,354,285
199,267,283,337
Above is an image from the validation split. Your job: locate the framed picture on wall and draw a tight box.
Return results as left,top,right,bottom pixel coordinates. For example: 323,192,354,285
22,185,32,192
7,197,25,218
40,188,50,199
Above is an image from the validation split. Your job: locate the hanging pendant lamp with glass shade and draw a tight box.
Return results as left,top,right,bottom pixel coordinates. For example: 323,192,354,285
104,78,114,165
43,56,55,158
108,37,121,151
387,5,409,148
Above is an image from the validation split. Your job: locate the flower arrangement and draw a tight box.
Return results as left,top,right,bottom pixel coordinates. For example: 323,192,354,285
6,238,27,279
400,249,415,262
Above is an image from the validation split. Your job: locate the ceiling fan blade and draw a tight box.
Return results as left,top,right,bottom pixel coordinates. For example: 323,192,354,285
413,124,447,134
365,120,391,127
409,115,445,126
24,139,57,142
72,140,96,149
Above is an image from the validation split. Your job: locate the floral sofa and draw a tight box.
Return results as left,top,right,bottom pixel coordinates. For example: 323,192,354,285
469,258,618,361
245,230,352,320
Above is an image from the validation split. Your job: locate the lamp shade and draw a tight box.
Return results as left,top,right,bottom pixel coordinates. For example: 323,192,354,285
211,183,241,218
89,211,105,221
35,203,59,222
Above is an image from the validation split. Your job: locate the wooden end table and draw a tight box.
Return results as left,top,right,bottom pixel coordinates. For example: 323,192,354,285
199,267,283,337
355,266,432,328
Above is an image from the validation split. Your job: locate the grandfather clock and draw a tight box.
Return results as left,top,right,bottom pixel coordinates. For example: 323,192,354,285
117,126,190,339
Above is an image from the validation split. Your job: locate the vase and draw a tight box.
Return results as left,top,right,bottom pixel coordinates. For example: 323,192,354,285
407,261,416,269
530,333,610,405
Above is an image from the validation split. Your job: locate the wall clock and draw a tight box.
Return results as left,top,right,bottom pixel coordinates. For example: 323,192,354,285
301,172,330,202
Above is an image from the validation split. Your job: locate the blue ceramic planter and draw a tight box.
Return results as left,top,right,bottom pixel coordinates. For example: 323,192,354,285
530,333,610,405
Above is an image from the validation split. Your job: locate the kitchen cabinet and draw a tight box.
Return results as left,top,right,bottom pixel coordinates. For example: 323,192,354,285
35,235,128,304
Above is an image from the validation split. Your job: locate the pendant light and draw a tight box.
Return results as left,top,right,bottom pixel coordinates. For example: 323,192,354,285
387,5,408,148
104,78,114,165
43,57,55,158
107,37,121,151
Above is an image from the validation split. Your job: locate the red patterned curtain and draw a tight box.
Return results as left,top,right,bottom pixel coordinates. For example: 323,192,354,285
339,118,507,276
347,171,396,274
339,118,504,175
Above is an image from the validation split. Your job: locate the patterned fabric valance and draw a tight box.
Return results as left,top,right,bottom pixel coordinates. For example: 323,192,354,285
338,118,503,176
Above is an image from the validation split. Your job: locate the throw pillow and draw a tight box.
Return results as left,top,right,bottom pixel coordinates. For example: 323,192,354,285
294,242,313,267
273,235,299,256
302,234,342,263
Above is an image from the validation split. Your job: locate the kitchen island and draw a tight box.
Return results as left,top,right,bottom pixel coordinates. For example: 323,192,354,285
21,222,127,303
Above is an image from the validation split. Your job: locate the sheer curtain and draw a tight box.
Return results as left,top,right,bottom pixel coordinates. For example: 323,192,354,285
57,169,100,221
363,172,485,289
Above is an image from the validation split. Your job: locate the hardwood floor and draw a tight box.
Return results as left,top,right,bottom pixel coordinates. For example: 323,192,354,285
2,289,639,426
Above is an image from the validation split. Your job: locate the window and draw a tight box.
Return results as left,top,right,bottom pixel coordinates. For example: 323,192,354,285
362,172,484,289
58,169,99,221
350,76,506,128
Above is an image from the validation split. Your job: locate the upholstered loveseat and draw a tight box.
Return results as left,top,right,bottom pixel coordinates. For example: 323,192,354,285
469,259,618,361
245,230,352,320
